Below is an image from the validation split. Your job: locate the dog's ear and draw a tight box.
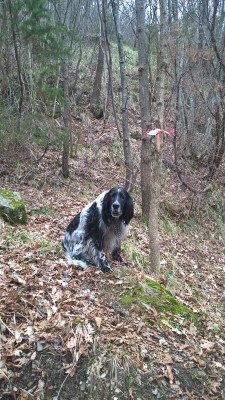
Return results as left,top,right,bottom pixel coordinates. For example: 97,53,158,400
123,193,134,224
102,191,111,223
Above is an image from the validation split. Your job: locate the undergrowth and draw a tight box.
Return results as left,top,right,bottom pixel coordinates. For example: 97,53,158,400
2,226,61,256
119,275,200,326
160,186,225,242
182,187,225,241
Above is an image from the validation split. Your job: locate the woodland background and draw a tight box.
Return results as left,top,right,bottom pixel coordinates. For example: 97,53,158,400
0,0,225,399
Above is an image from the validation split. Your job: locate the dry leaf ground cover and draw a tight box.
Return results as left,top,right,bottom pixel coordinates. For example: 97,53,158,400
0,116,225,399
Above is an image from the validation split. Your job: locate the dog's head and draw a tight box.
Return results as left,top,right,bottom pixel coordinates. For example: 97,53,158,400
102,187,134,224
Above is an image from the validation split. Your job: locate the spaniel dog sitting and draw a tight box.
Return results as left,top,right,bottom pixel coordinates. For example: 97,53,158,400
62,187,134,272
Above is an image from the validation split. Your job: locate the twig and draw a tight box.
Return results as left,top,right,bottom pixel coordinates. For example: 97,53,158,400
186,192,196,219
96,0,122,138
55,362,77,400
0,317,15,335
0,368,10,381
56,172,84,192
79,161,139,191
18,142,50,187
35,143,50,164
173,75,213,195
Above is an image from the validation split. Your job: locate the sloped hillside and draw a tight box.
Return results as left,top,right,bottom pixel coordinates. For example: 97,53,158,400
0,113,225,400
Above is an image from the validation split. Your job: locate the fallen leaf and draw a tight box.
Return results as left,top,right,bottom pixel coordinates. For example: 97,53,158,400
200,341,215,350
95,316,102,328
18,388,32,400
163,354,173,365
212,361,225,371
31,351,37,360
166,365,174,387
25,326,33,336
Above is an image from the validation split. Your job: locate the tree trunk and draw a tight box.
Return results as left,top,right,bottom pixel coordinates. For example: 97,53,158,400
135,0,161,273
198,0,208,49
99,0,122,137
135,0,152,218
208,107,225,178
8,0,24,120
61,59,70,179
171,0,178,21
149,149,161,270
111,0,133,190
147,0,168,272
90,31,104,119
155,0,167,129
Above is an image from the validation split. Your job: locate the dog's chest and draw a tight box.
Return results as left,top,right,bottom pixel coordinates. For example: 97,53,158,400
102,220,127,251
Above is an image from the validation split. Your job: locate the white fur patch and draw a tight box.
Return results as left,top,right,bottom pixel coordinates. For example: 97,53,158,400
62,188,133,272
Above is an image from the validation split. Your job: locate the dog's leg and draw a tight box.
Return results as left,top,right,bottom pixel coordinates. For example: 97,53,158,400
67,253,89,269
87,239,112,273
111,247,123,262
98,251,112,272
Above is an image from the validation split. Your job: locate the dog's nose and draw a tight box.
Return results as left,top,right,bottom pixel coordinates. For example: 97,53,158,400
113,203,120,210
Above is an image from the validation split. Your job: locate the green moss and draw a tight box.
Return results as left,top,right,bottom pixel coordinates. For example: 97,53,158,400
0,189,27,224
39,239,62,255
123,242,150,270
120,276,199,325
29,206,54,216
130,131,141,140
121,284,144,307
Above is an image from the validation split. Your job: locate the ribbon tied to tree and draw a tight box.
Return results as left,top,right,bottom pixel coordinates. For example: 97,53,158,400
144,129,174,151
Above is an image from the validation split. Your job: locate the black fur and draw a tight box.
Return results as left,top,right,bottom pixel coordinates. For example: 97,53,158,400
62,187,134,272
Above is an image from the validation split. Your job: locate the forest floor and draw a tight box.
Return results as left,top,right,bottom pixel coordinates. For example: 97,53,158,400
0,114,225,400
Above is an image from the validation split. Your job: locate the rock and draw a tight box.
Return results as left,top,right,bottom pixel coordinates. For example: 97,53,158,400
0,189,27,225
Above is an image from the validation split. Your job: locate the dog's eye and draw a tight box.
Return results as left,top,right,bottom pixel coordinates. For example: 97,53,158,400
121,194,125,201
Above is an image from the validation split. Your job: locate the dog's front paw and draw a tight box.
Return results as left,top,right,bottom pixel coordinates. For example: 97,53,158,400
112,254,123,262
111,248,123,262
99,261,112,273
98,252,112,273
101,265,112,273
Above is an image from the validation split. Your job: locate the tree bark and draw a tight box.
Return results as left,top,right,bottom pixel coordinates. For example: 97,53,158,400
111,0,133,190
99,0,122,137
90,29,104,119
61,58,70,178
135,0,152,217
8,0,24,120
136,0,161,273
155,0,167,129
149,149,161,270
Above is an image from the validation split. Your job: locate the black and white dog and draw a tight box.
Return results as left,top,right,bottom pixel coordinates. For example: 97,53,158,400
62,187,134,272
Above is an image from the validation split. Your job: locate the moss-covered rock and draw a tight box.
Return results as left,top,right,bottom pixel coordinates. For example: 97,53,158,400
0,189,27,225
120,275,199,324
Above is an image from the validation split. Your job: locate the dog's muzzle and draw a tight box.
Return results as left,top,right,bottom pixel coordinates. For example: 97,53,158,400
111,202,121,217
